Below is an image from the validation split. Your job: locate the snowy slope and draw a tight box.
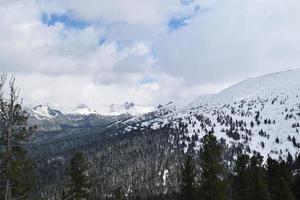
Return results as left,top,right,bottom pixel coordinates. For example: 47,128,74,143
120,69,300,160
30,105,63,120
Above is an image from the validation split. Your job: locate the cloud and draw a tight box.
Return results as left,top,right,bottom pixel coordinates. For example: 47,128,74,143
154,0,300,85
1,0,300,111
42,0,182,26
0,1,155,82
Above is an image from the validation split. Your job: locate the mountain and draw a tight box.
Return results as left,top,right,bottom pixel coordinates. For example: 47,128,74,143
29,105,63,120
119,69,300,160
27,69,300,198
26,104,131,131
26,102,154,131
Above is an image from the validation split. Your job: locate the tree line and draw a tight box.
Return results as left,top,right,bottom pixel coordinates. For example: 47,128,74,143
179,132,300,200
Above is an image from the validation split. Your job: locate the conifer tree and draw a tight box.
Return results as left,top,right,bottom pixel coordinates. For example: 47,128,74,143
113,186,126,200
248,155,270,200
267,157,294,200
292,154,300,200
293,173,300,200
179,155,197,200
232,154,251,200
198,133,228,200
0,74,36,200
63,152,90,200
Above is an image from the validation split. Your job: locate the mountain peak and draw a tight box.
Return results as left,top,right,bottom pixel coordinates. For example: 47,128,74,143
31,104,63,119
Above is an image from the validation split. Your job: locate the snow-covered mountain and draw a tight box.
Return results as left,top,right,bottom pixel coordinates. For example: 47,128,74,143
27,69,300,159
26,104,131,131
27,102,153,120
119,69,300,160
29,105,63,120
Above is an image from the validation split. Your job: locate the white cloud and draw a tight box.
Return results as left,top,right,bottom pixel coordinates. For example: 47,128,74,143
1,0,300,111
43,0,182,26
154,0,300,84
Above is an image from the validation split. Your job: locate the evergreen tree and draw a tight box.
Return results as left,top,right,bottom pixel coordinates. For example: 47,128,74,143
179,155,197,200
113,186,126,200
293,173,300,200
0,74,36,200
293,154,300,200
198,133,228,200
267,157,294,200
63,152,91,200
232,154,251,200
248,155,270,200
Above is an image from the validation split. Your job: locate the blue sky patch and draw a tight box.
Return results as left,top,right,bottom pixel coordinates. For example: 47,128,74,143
41,12,90,29
139,77,157,85
168,16,190,31
98,37,107,46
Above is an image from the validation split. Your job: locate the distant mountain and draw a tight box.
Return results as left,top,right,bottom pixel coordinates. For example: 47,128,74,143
26,104,131,131
30,105,63,120
27,102,153,120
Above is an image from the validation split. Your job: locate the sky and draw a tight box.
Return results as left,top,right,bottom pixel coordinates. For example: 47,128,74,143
1,0,300,113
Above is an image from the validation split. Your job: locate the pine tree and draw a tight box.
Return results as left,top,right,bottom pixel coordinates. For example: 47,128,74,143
179,155,197,200
292,154,300,200
0,74,36,200
248,155,270,200
198,133,228,200
293,173,300,200
232,154,251,200
267,158,294,200
63,152,91,200
113,186,125,200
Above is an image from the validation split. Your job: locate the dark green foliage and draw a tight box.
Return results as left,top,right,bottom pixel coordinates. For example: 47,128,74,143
113,186,126,200
198,133,228,200
267,157,294,200
232,154,271,200
248,155,270,200
293,173,300,200
179,155,197,200
0,75,36,200
63,152,91,200
0,147,36,199
232,154,251,200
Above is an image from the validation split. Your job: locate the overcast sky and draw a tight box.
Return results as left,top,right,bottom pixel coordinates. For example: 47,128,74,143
0,0,300,112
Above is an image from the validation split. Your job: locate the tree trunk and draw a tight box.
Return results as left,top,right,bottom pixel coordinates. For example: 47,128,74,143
5,89,14,200
5,179,10,200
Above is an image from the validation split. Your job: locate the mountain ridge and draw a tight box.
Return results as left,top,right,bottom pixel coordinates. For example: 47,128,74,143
118,68,300,160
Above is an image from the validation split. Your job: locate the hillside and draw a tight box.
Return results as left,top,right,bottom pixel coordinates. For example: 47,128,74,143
120,69,300,160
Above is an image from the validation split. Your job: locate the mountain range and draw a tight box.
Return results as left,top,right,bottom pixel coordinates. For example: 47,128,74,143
25,102,153,131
